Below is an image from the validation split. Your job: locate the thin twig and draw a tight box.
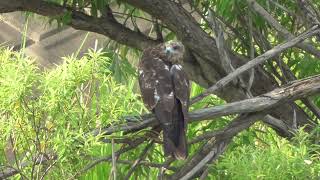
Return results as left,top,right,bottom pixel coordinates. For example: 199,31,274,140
124,140,154,180
268,0,296,17
0,154,56,179
247,10,255,93
158,157,175,180
40,159,58,180
199,167,209,180
111,139,117,180
111,160,178,171
72,137,146,179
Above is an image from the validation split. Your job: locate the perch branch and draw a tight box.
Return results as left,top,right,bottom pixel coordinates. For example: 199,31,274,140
91,74,320,138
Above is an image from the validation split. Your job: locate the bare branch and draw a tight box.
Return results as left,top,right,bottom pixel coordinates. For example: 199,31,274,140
268,0,296,17
247,19,320,120
199,168,209,180
191,25,320,103
262,115,293,137
208,10,235,75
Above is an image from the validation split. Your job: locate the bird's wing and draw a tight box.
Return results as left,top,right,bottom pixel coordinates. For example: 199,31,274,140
138,55,175,112
171,64,190,124
138,48,189,159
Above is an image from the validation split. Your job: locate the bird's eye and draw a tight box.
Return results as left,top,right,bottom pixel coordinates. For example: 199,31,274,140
172,45,179,50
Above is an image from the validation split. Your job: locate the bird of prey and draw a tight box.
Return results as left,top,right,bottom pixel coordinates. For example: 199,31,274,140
138,41,190,159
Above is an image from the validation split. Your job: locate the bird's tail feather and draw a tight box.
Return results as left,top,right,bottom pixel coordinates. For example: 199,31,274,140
156,100,187,160
162,123,187,159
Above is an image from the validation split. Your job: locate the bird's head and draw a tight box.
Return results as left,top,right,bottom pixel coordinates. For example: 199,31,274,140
164,41,185,64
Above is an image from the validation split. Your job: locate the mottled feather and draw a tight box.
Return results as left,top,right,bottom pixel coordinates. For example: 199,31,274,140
138,41,189,159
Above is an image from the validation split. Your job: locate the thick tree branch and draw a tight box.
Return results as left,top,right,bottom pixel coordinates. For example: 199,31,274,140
249,21,320,120
171,73,320,178
94,74,320,137
0,0,159,50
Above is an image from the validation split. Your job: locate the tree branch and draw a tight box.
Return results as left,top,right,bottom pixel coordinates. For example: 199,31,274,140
191,25,320,103
3,73,320,179
0,0,159,50
94,74,320,139
113,160,177,171
170,73,320,178
73,136,147,178
0,154,57,179
124,140,154,180
171,112,266,179
247,0,320,58
173,71,320,177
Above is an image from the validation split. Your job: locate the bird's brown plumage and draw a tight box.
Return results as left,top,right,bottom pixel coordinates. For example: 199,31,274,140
138,41,190,159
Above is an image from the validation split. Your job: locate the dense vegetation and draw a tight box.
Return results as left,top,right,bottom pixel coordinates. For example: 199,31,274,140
0,47,319,179
1,0,320,179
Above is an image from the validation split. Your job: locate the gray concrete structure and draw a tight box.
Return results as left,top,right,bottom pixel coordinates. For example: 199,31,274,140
0,12,107,68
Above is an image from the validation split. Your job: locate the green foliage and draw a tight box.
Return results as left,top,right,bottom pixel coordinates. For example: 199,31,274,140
0,47,145,179
210,127,320,179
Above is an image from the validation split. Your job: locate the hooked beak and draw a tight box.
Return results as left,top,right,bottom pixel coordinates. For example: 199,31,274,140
165,47,173,55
